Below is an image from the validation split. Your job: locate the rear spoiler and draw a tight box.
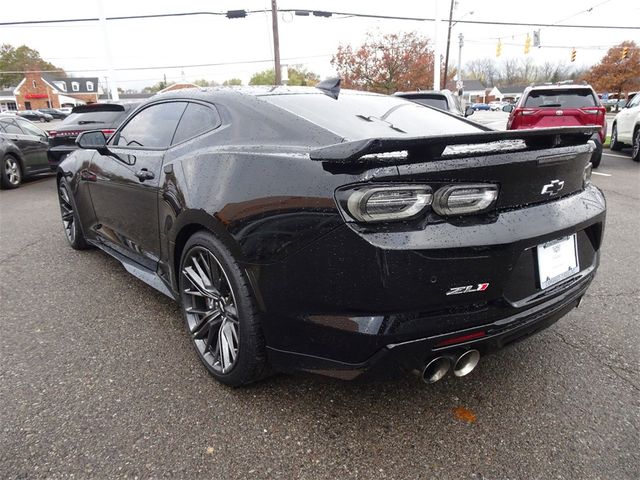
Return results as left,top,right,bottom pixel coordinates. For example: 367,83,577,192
309,126,600,164
71,104,125,114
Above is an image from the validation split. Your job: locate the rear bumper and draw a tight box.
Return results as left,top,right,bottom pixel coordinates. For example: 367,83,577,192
254,185,605,379
48,145,77,166
267,267,593,380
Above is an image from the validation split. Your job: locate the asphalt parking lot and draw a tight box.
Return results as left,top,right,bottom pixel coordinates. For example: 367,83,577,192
1,151,638,479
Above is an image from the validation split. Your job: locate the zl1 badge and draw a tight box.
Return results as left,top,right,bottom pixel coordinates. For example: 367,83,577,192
446,283,490,296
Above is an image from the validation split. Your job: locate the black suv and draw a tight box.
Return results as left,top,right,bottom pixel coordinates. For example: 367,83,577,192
47,103,138,169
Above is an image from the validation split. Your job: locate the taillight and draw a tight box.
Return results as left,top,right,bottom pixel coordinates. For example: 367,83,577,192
49,130,57,137
520,109,538,115
432,184,499,216
345,185,433,222
581,108,601,115
338,183,500,223
101,129,115,138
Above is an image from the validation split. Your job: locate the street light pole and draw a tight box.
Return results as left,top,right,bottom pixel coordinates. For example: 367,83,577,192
271,0,282,85
442,0,455,88
457,33,464,100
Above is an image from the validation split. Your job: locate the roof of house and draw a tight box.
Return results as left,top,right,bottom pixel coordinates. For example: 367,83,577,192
41,74,100,94
461,79,486,91
0,89,15,98
497,85,528,94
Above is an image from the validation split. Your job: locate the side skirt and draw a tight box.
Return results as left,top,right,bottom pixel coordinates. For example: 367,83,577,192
88,239,177,301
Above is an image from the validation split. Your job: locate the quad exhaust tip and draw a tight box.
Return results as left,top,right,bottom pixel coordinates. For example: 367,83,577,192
421,356,452,384
453,349,481,377
420,350,481,384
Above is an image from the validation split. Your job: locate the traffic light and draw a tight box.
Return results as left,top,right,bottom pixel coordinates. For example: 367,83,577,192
533,30,540,48
496,40,502,57
622,47,629,60
571,48,576,62
524,34,531,55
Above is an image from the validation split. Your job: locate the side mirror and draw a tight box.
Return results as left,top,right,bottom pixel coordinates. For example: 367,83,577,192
502,104,514,113
76,130,107,150
465,106,475,117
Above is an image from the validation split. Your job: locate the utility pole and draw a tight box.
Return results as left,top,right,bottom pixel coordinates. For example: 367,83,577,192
271,0,282,85
97,0,119,101
442,0,455,89
433,0,441,90
457,33,464,101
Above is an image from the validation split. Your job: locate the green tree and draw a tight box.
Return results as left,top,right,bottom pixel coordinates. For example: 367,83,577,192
0,44,66,88
223,78,243,86
249,66,320,86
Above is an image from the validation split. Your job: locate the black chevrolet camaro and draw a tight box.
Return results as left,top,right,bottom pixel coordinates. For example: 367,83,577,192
56,83,606,386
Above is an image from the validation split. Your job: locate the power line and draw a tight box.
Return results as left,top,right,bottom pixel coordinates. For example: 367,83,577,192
0,8,638,29
0,54,333,75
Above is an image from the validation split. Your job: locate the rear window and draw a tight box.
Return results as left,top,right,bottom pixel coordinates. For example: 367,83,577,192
261,91,479,140
62,110,126,126
524,88,597,108
407,96,449,111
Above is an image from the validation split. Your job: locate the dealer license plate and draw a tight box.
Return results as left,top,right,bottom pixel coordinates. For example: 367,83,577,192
537,234,580,289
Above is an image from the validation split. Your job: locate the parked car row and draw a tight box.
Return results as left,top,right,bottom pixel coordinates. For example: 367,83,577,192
1,103,137,189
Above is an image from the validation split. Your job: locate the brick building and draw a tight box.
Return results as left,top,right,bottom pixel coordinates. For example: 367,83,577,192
13,72,101,110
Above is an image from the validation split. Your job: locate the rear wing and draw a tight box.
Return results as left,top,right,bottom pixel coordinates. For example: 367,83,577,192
309,126,599,165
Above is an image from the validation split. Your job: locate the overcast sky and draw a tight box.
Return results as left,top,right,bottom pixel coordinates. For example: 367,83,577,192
2,0,639,91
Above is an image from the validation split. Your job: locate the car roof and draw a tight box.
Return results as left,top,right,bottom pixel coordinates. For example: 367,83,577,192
527,84,594,91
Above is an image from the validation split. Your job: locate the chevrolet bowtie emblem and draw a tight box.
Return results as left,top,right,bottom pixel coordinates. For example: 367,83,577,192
541,179,565,196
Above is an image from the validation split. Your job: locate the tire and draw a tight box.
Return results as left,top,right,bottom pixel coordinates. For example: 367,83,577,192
179,231,267,387
590,135,603,169
0,155,22,189
39,117,46,123
610,123,623,151
633,128,640,163
57,179,89,250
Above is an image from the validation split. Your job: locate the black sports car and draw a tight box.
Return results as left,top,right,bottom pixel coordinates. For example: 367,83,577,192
56,83,606,386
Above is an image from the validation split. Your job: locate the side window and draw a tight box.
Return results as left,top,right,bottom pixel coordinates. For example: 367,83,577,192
15,118,46,137
113,102,187,148
0,119,24,135
172,102,221,145
628,95,640,108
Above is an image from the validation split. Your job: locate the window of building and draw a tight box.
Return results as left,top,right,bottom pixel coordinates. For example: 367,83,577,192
72,82,80,92
86,81,94,92
32,80,37,88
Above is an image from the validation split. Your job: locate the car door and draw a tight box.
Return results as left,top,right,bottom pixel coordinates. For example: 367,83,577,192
0,117,48,173
86,101,187,270
13,117,49,171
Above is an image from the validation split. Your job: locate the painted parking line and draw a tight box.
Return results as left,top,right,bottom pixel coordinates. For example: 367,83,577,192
593,172,612,177
602,152,632,159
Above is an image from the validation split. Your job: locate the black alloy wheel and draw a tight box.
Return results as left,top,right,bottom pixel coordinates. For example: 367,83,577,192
179,231,267,386
1,155,21,189
58,180,88,249
609,123,622,151
633,128,640,162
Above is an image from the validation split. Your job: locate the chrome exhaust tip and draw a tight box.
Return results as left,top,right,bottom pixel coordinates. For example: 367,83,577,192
421,356,452,384
453,350,480,377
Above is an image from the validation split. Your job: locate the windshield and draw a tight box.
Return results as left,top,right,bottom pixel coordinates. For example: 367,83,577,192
261,91,479,140
524,88,597,108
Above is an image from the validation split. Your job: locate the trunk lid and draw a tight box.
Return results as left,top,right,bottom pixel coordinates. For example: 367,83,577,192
311,126,597,210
